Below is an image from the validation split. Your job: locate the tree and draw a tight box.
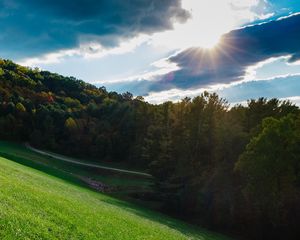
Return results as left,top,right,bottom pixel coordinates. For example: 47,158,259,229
236,114,300,237
16,102,26,112
64,117,78,132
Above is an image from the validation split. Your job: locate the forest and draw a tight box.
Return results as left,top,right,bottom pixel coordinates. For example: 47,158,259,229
0,59,299,239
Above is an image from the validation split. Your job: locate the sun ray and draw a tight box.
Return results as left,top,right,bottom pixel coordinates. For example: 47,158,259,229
151,0,261,50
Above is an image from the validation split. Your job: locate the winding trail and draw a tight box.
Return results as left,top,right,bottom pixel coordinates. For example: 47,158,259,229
24,143,152,178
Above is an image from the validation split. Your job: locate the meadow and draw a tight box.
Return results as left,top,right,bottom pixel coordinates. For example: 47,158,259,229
0,142,231,240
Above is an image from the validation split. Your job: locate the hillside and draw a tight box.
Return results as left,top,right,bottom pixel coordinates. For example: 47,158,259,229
1,59,300,239
0,141,155,207
0,59,148,166
0,155,229,240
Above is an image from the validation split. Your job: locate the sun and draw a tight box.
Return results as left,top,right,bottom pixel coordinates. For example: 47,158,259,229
151,0,240,50
201,38,220,49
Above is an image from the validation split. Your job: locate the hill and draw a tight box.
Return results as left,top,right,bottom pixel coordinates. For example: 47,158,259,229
0,59,148,166
0,155,229,240
0,141,155,208
1,58,300,239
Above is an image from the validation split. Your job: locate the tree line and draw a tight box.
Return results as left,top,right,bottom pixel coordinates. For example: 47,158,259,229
0,59,299,239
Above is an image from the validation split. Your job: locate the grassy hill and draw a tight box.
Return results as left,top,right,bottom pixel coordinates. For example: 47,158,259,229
0,141,155,207
1,58,300,239
0,152,231,239
0,141,152,188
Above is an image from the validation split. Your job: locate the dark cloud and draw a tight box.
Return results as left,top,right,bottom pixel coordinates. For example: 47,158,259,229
0,0,189,59
137,13,300,94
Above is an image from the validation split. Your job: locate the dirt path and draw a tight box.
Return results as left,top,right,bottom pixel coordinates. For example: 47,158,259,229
24,143,152,178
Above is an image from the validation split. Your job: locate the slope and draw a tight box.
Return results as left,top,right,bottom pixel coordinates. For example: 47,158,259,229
0,156,231,240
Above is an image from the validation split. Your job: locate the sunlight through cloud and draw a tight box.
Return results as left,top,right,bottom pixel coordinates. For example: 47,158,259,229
151,0,265,50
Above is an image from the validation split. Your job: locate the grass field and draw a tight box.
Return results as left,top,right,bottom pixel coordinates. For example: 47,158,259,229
0,141,153,195
0,155,232,239
0,141,159,210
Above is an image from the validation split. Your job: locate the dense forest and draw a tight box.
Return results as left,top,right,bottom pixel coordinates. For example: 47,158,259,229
0,59,300,239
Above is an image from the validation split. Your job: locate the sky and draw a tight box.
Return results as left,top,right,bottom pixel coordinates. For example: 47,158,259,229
1,0,300,105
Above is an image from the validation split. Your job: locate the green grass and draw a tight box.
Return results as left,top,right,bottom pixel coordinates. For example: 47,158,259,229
0,141,153,191
0,156,231,240
0,141,158,210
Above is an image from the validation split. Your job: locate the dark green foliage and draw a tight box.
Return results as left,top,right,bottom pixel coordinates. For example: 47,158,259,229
0,58,299,239
236,114,300,239
0,59,148,164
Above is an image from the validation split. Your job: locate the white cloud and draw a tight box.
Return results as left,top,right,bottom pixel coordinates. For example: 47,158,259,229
280,96,300,106
144,78,300,106
18,49,80,66
18,35,149,67
94,53,181,85
144,88,205,104
144,84,227,104
227,96,300,108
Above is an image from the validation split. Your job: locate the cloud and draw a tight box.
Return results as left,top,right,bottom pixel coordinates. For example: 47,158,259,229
122,12,300,94
141,74,300,104
280,96,300,106
17,0,268,66
149,0,270,50
0,0,189,59
218,74,300,103
18,35,150,66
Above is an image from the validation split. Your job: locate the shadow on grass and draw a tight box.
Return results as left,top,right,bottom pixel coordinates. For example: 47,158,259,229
0,141,232,240
100,197,232,240
0,151,85,187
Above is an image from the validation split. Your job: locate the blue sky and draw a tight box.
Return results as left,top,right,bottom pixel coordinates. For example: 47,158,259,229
1,0,300,104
